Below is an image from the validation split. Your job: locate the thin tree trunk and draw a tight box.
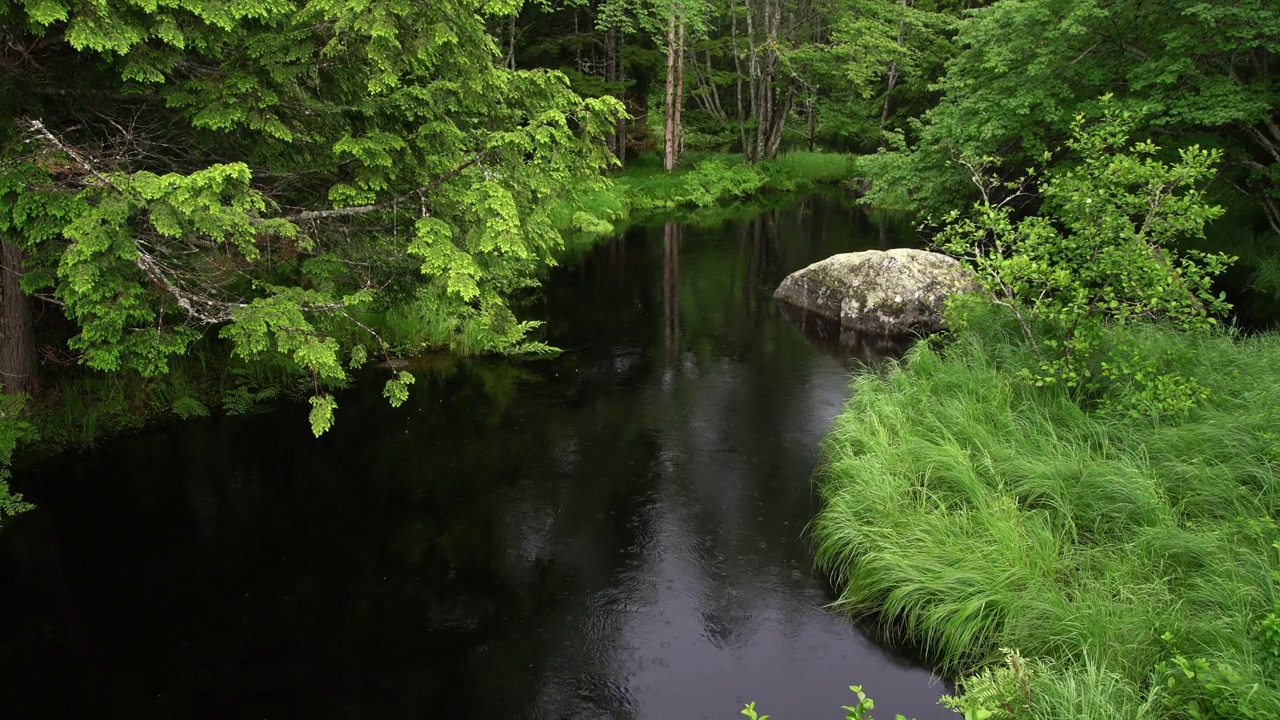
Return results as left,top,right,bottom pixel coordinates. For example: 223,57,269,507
616,41,628,166
663,7,686,172
603,26,627,165
879,62,899,131
505,13,517,70
879,1,911,145
744,0,790,162
674,16,686,164
754,0,782,162
763,82,792,159
806,97,815,151
731,0,749,158
744,0,761,163
0,236,35,395
706,50,726,118
605,27,617,159
574,10,583,74
664,11,679,172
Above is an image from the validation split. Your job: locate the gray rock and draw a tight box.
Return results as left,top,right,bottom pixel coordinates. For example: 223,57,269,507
774,248,976,335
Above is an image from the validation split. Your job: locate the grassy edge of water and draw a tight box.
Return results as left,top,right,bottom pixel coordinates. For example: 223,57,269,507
811,307,1280,719
552,150,858,249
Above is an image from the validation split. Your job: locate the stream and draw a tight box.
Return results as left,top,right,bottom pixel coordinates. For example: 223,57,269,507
0,195,954,719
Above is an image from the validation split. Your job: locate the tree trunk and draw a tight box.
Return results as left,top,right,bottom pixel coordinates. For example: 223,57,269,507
742,0,790,163
604,27,618,160
759,0,791,162
0,236,35,395
806,97,816,151
879,1,912,146
663,8,686,172
674,17,685,164
731,0,750,158
706,50,726,119
601,27,627,165
878,61,899,138
505,13,517,70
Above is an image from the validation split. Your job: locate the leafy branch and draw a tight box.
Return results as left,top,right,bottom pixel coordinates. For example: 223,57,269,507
937,104,1235,416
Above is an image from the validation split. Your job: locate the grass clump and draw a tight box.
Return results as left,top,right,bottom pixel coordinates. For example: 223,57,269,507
812,305,1280,719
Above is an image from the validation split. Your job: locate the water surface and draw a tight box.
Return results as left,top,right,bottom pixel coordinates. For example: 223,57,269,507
1,196,951,719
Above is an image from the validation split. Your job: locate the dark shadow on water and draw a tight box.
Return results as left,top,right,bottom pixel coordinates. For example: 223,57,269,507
776,303,917,368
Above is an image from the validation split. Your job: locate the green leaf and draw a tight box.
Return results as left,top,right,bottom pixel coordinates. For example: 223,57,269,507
308,395,338,437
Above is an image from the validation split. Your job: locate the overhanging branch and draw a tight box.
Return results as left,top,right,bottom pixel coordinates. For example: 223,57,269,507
279,149,485,222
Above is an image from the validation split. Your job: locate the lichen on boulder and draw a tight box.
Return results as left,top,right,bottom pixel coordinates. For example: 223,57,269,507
773,249,976,335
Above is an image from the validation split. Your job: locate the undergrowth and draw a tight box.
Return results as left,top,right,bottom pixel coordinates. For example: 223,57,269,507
20,340,309,456
812,303,1280,719
553,151,856,245
619,151,854,212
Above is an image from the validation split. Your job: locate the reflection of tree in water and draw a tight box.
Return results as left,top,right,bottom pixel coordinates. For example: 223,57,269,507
747,208,782,286
599,205,902,686
663,222,681,363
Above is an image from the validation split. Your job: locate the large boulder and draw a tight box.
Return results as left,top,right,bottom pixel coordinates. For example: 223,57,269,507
774,249,976,335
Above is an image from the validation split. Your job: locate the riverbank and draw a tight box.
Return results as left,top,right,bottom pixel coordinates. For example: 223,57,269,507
812,305,1280,718
553,151,857,246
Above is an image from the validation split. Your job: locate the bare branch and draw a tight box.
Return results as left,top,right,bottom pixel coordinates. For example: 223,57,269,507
25,119,117,189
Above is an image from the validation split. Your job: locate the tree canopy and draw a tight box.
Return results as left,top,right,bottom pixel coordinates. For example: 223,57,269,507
871,0,1280,217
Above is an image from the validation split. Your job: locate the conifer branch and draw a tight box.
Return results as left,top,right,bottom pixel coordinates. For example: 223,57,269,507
279,150,486,222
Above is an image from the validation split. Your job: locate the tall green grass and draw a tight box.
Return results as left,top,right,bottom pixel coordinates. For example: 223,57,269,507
813,308,1280,718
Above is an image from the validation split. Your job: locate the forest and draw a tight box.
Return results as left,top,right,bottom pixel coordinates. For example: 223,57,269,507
1,0,1278,717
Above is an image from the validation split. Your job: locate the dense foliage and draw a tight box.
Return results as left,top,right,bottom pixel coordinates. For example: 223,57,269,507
865,0,1280,223
509,0,963,164
0,393,34,519
811,101,1278,718
937,107,1235,416
1,0,623,435
2,0,1279,714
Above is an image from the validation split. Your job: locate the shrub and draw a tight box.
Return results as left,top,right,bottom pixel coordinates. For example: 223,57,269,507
937,103,1235,417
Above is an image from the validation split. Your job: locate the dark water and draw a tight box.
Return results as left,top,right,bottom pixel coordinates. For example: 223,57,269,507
0,196,952,719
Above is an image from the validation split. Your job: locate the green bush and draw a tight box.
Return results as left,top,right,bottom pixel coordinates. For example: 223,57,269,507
937,105,1234,417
